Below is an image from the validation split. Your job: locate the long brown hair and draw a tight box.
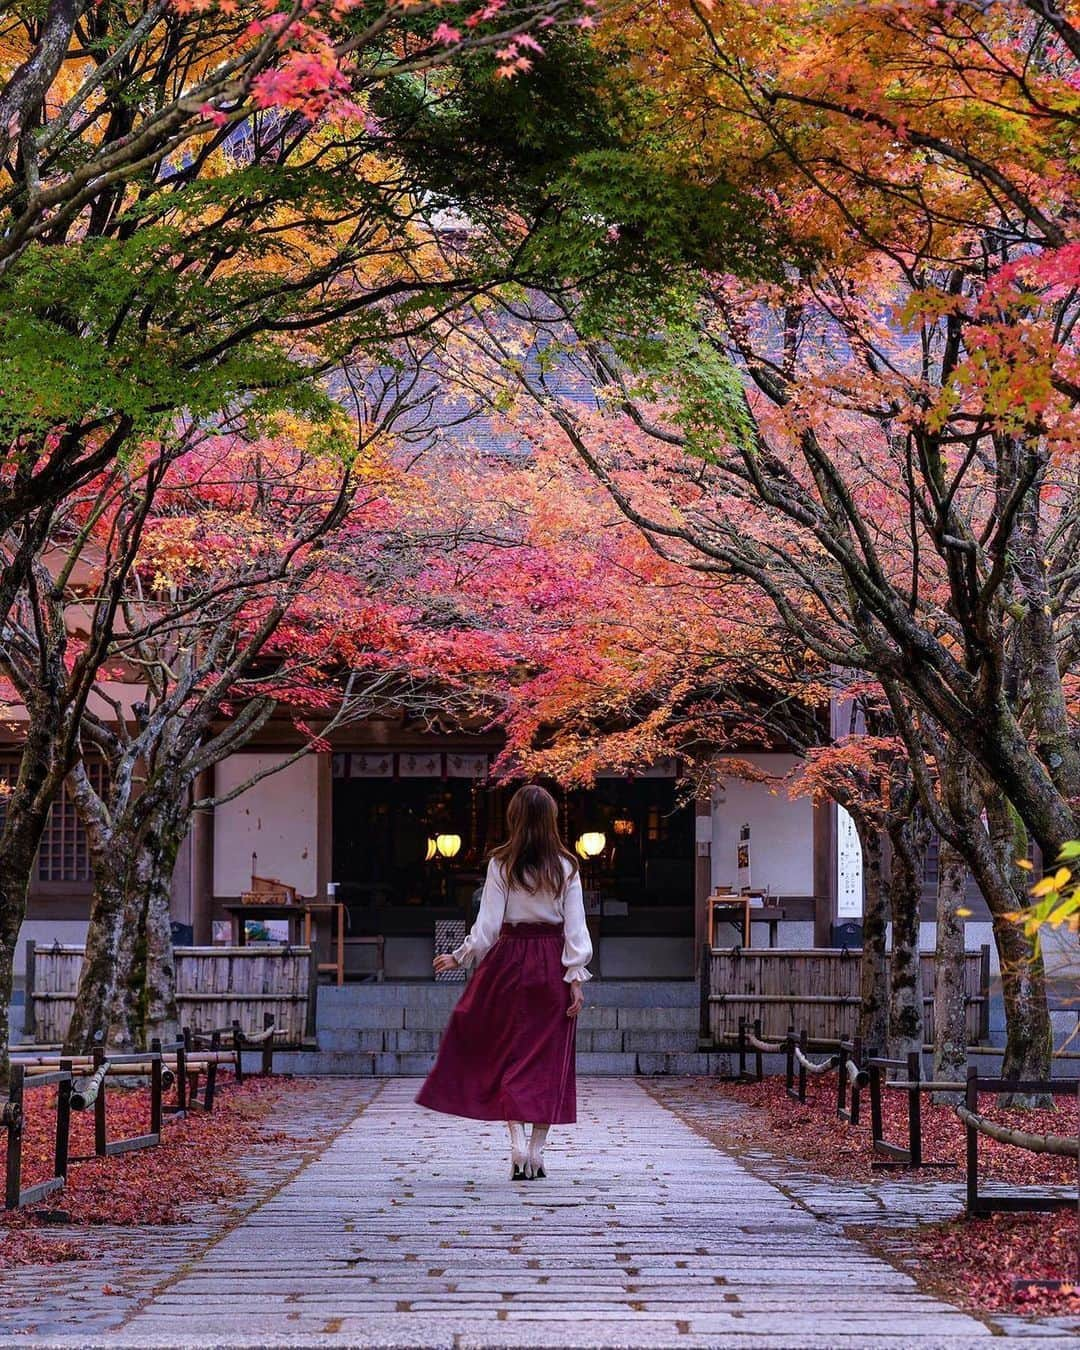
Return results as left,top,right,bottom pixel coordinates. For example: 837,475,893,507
491,785,579,899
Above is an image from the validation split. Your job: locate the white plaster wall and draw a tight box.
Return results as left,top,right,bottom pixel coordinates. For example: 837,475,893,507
213,753,319,897
711,754,814,897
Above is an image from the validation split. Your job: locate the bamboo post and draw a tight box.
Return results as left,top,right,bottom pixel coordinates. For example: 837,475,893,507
737,1018,747,1080
5,1065,24,1209
204,1032,220,1113
798,1028,808,1103
966,1065,980,1215
55,1061,72,1182
836,1042,848,1118
261,1013,274,1077
176,1034,188,1113
752,1018,763,1083
183,1027,198,1106
305,944,318,1042
785,1026,795,1097
699,943,711,1044
907,1050,922,1168
150,1041,163,1137
870,1059,884,1147
93,1047,107,1157
24,941,36,1042
232,1020,244,1086
978,944,991,1043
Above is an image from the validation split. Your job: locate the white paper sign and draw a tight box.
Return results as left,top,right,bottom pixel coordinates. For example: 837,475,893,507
836,805,864,918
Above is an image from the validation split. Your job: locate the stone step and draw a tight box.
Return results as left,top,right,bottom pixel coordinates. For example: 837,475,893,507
591,1029,703,1053
314,1026,705,1055
280,1049,733,1077
317,984,700,1030
310,980,706,1074
317,978,698,1012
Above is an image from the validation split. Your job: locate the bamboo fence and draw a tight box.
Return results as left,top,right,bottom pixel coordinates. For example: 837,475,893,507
25,944,316,1045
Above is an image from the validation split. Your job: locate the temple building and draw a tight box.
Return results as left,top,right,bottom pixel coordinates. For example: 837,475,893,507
11,722,826,997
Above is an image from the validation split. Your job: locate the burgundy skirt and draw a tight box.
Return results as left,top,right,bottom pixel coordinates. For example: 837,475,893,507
415,922,577,1125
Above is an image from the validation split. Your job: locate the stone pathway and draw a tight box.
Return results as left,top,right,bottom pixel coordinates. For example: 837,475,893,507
648,1080,1080,1343
5,1078,1078,1347
0,1080,380,1343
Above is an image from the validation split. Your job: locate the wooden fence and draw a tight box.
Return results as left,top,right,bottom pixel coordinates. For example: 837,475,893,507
25,944,316,1045
4,1032,256,1211
705,946,991,1047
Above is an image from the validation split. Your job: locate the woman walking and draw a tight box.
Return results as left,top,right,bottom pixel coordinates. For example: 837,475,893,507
416,785,592,1180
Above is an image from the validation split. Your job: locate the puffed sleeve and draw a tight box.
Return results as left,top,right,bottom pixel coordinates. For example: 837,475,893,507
452,858,507,969
561,866,593,983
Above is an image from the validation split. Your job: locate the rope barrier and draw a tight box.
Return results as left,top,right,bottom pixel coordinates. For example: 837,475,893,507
239,1025,277,1045
746,1030,786,1055
794,1045,838,1076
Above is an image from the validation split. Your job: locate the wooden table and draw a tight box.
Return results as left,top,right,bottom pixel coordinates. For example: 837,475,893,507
225,902,346,986
707,895,751,948
708,896,787,948
301,903,346,987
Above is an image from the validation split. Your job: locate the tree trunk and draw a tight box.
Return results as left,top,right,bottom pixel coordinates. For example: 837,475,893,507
886,803,928,1060
131,815,181,1045
993,909,1053,1103
932,839,968,1100
940,745,1053,1102
0,835,38,1083
65,850,135,1053
977,701,1077,864
67,786,184,1052
856,821,888,1052
0,739,67,1082
976,794,1052,1105
1015,466,1080,809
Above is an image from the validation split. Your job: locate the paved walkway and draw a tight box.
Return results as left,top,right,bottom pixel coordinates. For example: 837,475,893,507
114,1079,998,1348
9,1078,1077,1347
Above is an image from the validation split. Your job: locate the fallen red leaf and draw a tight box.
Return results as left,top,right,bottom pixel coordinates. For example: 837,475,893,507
0,1076,318,1269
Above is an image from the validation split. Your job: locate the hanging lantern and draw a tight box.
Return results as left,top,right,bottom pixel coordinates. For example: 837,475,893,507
575,831,606,859
425,837,437,862
435,833,462,859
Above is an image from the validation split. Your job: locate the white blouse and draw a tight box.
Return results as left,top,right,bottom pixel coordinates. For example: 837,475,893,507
452,856,593,983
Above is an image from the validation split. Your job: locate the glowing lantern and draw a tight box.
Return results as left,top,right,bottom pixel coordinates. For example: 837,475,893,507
425,838,437,862
435,833,462,859
575,831,606,859
612,817,635,836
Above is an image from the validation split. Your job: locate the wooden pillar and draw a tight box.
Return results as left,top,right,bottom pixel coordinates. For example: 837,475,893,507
694,795,713,969
812,797,834,947
190,769,215,945
316,752,333,900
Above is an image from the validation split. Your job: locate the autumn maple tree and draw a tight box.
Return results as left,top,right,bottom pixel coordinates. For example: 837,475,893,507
1,6,758,1070
8,387,514,1051
464,0,1080,1082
